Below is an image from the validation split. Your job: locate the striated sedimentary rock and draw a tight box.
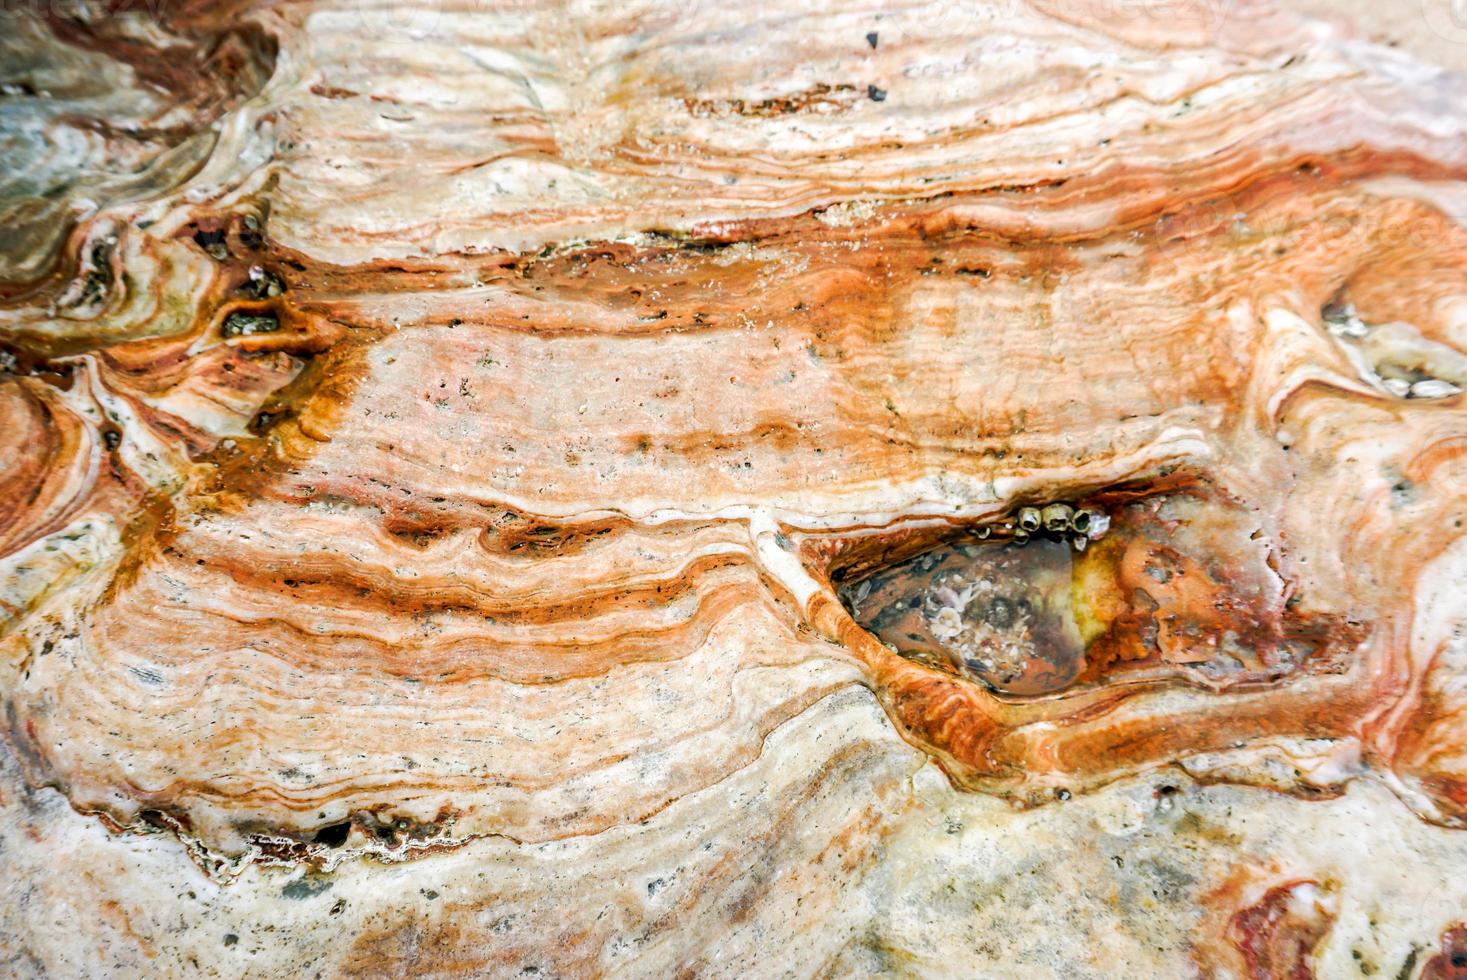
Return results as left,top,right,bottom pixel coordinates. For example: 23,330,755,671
3,0,1467,975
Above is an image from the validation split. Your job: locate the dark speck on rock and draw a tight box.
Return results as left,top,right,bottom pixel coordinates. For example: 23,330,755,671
868,85,887,102
866,32,878,48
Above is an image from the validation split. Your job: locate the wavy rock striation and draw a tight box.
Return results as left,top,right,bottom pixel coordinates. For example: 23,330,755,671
3,0,1467,975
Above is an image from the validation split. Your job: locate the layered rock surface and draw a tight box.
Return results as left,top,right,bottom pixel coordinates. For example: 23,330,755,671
3,0,1467,975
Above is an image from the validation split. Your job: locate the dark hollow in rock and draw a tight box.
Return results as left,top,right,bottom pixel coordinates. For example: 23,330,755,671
222,311,280,337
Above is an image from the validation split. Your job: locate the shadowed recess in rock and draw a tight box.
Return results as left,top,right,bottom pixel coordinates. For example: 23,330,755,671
836,489,1354,698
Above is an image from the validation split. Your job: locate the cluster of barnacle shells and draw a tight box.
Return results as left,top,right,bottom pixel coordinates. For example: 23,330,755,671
1323,301,1465,400
1000,502,1107,551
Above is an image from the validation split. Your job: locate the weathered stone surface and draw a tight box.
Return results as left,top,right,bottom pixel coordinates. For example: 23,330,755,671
3,1,1467,975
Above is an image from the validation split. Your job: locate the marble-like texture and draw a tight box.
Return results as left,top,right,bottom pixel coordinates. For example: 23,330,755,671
3,0,1467,975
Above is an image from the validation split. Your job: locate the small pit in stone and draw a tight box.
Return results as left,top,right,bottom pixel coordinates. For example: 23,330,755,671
241,266,286,300
222,310,280,337
194,228,230,261
313,821,351,848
